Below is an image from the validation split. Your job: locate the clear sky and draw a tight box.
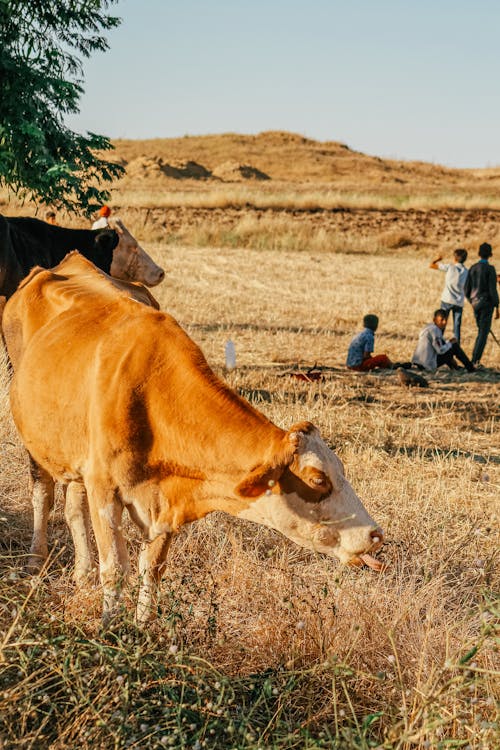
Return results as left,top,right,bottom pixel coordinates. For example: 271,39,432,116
67,0,500,168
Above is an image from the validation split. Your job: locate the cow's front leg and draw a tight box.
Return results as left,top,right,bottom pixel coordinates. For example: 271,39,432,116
86,486,129,623
64,481,94,582
136,533,172,626
27,456,55,573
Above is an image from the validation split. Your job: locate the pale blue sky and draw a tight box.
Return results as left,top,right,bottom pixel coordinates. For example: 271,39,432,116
67,0,500,168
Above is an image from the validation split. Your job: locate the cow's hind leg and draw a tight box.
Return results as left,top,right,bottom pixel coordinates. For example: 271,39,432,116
86,484,129,623
64,481,94,582
136,533,172,626
27,456,55,573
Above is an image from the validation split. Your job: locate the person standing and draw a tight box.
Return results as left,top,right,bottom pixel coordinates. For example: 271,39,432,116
412,309,475,373
464,243,499,366
92,205,111,230
429,248,468,343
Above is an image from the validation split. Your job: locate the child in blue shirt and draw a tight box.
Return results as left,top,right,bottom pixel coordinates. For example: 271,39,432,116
346,314,393,371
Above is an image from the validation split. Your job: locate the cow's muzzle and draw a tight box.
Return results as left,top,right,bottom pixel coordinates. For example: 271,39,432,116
348,528,386,572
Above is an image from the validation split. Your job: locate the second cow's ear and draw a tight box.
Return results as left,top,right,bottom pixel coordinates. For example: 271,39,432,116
95,230,118,253
109,218,124,235
93,231,118,274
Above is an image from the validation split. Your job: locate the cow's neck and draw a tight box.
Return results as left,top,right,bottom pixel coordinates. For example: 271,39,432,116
45,227,92,261
149,360,285,483
148,467,276,533
46,226,115,270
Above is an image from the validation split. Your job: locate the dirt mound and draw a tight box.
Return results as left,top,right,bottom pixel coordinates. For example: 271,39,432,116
162,160,212,179
125,156,165,180
124,156,212,181
212,162,270,181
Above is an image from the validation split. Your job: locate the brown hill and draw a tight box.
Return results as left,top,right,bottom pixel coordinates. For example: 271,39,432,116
106,130,500,195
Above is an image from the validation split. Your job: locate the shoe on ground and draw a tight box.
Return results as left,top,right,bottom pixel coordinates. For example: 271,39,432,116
392,361,412,370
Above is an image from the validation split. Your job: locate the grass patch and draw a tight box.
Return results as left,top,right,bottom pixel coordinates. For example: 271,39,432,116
0,573,497,748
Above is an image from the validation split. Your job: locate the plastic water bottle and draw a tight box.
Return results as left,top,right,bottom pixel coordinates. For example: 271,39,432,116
225,339,236,370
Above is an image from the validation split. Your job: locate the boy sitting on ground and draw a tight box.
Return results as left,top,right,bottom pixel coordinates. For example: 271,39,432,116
346,314,393,371
412,309,475,372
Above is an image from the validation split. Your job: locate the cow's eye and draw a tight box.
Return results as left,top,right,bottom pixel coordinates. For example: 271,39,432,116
303,468,332,497
279,468,329,503
311,476,326,487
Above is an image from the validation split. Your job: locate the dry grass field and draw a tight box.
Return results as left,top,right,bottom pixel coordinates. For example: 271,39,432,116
0,133,498,749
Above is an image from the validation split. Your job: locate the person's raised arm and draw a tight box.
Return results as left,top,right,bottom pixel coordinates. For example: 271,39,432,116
429,254,443,270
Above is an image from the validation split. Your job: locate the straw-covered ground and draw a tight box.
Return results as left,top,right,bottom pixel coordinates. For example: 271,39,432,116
0,229,498,749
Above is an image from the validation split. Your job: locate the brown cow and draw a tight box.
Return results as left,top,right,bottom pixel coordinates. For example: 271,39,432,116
3,254,384,624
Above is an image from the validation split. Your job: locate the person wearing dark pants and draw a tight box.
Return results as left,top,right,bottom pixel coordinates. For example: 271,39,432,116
412,309,475,373
464,243,499,366
436,341,475,371
471,305,495,365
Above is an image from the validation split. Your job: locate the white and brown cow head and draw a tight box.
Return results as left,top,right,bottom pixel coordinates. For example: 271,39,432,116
236,421,383,569
108,219,164,287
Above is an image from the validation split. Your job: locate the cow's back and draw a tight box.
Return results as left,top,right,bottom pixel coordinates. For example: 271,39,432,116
5,252,276,486
4,256,161,478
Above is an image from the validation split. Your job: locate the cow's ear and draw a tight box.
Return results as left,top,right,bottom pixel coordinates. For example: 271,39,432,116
91,232,116,274
95,230,117,252
108,218,124,234
287,421,316,443
235,434,298,498
235,464,285,498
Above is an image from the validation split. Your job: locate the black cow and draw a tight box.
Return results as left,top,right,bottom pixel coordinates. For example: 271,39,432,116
0,214,164,298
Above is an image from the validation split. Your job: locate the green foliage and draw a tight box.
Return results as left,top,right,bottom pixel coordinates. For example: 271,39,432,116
0,0,125,213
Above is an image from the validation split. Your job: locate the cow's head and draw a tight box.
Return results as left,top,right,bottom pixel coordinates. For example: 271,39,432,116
236,422,384,569
96,219,164,287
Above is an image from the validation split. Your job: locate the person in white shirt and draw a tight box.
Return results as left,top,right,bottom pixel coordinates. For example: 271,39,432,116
91,205,111,230
429,248,468,343
412,309,475,372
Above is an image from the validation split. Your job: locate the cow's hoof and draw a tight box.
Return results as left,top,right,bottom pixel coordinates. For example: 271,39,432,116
26,553,47,574
73,566,98,585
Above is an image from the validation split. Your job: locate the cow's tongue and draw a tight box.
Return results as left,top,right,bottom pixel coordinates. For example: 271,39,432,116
349,553,386,572
359,553,385,571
